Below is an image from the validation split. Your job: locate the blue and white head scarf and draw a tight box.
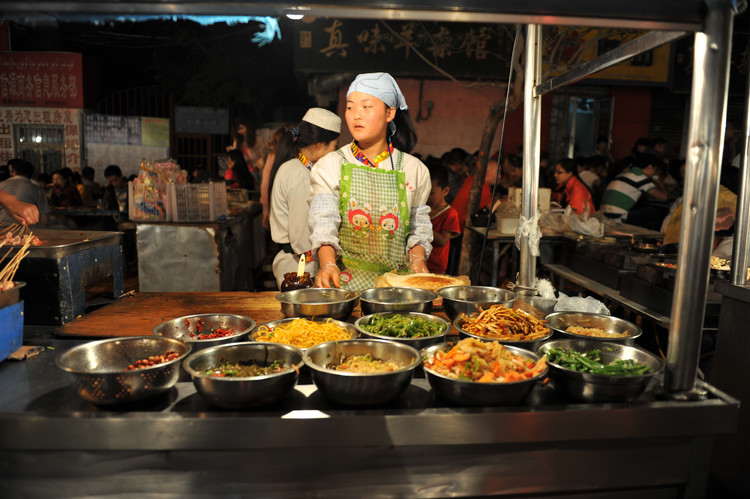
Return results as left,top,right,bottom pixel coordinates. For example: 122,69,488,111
347,73,408,136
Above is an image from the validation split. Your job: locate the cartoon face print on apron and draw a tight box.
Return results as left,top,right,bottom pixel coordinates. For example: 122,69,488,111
337,150,410,291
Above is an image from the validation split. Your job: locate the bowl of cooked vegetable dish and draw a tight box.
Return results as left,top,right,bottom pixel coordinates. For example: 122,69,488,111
183,342,303,408
359,287,438,315
421,337,548,406
544,312,642,345
276,288,359,319
251,317,358,352
438,286,517,322
538,339,664,402
153,313,256,352
354,312,450,350
454,304,552,350
304,339,421,405
56,337,191,405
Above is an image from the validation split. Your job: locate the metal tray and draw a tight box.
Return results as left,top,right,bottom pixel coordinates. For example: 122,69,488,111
0,282,25,309
1,229,121,259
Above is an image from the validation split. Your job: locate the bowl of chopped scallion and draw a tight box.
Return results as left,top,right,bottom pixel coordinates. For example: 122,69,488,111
538,339,664,402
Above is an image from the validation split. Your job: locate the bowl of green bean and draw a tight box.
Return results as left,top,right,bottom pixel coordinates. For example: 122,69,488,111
354,312,451,350
538,339,664,403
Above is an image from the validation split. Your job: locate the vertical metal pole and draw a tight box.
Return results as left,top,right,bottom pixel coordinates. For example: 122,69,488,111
731,13,750,286
665,1,735,392
519,24,542,296
567,97,578,159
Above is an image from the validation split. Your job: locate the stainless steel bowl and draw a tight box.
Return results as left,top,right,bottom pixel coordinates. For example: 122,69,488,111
56,336,191,405
276,288,359,319
251,317,358,352
437,286,517,322
453,313,552,351
304,339,421,405
152,313,256,352
354,312,450,350
359,287,438,315
545,311,642,345
421,341,547,406
182,342,303,408
538,339,664,402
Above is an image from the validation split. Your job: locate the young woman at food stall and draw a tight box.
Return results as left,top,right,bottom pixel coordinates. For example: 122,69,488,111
224,149,256,191
309,72,432,290
268,108,341,288
551,157,595,215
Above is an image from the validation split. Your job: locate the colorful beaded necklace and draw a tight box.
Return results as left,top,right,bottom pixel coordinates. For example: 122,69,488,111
350,141,394,169
296,153,312,170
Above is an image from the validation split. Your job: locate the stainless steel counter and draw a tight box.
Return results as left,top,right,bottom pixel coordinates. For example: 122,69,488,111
0,344,739,498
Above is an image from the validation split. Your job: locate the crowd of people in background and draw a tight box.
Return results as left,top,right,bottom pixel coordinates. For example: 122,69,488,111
0,115,741,286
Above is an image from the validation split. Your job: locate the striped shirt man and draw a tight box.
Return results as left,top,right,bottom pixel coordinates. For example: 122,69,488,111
600,166,656,218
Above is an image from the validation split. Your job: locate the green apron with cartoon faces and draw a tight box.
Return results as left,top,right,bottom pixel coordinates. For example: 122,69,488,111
337,151,409,291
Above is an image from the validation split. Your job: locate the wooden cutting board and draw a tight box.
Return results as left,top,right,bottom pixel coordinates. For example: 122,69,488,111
55,291,540,338
56,291,287,338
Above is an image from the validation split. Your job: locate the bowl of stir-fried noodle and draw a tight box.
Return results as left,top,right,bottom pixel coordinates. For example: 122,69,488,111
303,339,421,405
183,342,304,408
438,286,517,322
454,304,552,350
421,338,548,406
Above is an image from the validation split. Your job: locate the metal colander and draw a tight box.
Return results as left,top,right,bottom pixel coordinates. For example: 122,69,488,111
56,336,191,405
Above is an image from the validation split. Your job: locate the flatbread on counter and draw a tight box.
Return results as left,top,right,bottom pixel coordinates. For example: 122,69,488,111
375,272,470,293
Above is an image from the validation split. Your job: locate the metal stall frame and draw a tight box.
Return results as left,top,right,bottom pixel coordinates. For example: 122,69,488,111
4,0,743,396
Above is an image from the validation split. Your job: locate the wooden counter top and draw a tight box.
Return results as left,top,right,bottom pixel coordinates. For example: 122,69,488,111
57,291,285,337
55,290,542,338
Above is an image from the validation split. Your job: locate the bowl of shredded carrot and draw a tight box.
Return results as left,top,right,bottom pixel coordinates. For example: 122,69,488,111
454,304,552,350
250,317,358,352
421,337,548,405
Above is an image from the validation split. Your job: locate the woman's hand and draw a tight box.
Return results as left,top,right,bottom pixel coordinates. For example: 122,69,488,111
411,258,429,273
315,262,341,288
408,247,429,273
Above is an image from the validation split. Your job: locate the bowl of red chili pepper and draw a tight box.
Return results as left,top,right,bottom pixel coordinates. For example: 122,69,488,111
183,342,304,408
153,313,256,351
56,336,191,405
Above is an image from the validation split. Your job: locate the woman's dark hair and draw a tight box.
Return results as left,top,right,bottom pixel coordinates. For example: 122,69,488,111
390,108,418,153
233,120,256,149
227,148,255,190
268,120,340,194
53,167,73,181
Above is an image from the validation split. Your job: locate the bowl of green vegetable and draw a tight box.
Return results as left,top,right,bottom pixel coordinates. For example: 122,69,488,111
538,339,664,403
354,312,451,350
183,342,304,408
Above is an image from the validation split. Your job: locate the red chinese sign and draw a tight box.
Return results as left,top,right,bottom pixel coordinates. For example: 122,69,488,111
0,52,84,108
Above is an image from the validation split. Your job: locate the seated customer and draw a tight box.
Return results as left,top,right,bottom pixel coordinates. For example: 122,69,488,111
551,158,595,215
101,165,128,212
600,153,668,228
425,164,460,274
49,167,83,207
0,159,50,224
